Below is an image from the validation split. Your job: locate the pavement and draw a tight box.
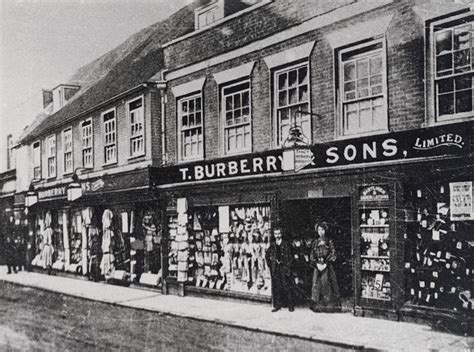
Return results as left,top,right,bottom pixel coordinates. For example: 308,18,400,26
1,267,473,351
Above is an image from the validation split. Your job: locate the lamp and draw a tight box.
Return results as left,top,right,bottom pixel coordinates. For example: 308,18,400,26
67,167,92,202
281,110,321,172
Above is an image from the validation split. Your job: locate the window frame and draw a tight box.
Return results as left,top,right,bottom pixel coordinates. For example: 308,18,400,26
337,39,388,138
221,79,252,155
46,134,56,179
102,108,117,165
177,93,204,162
195,0,222,30
127,95,145,158
273,61,312,147
81,118,93,168
32,140,41,180
62,127,73,175
429,12,474,124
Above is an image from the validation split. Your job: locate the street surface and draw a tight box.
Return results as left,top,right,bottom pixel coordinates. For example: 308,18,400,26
0,281,348,351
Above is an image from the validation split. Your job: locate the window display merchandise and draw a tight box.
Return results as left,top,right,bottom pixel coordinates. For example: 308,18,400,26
359,208,391,301
168,202,272,296
404,182,474,311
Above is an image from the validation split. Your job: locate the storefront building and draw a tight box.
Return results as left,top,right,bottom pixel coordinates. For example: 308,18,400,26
0,170,17,265
7,0,473,334
153,0,473,333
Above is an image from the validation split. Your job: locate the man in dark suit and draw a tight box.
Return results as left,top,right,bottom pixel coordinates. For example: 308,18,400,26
265,228,294,312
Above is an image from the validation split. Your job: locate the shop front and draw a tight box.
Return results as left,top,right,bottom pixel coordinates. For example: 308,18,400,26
26,168,164,289
152,121,473,330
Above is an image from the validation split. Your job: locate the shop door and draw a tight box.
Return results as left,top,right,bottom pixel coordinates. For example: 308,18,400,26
280,197,353,308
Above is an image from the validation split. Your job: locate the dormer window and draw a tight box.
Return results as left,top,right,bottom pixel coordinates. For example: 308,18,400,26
195,1,224,29
51,84,80,112
194,0,259,30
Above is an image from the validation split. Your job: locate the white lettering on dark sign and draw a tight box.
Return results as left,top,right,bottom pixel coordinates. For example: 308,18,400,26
360,185,389,202
178,155,281,182
414,134,464,150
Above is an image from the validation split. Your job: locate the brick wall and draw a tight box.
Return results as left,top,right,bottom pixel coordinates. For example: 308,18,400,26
164,0,431,166
32,88,155,185
164,0,355,70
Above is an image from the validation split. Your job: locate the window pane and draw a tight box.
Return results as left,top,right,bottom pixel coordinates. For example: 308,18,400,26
278,73,287,90
454,49,470,72
438,93,455,115
344,81,356,94
454,26,470,50
370,56,383,75
436,54,453,76
298,85,308,102
344,62,356,81
242,91,249,107
288,70,297,88
298,67,308,85
436,30,452,55
289,88,297,104
278,91,287,107
357,58,369,78
456,89,473,113
438,78,454,93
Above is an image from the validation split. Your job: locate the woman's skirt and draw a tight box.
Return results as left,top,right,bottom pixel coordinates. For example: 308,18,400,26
42,245,54,268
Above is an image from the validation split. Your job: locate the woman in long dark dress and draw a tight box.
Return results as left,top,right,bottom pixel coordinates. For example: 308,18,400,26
310,222,341,312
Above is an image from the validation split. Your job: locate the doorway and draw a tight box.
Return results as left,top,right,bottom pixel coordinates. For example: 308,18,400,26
280,197,353,309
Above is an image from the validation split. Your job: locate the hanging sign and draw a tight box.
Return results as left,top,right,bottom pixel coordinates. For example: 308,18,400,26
450,181,473,221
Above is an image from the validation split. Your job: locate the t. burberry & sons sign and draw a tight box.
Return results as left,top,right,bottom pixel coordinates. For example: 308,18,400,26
151,121,472,185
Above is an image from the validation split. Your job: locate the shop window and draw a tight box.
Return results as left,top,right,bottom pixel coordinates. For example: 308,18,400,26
63,128,73,174
403,182,473,311
129,209,162,284
431,16,474,122
46,134,56,178
70,210,84,270
32,141,41,179
178,94,203,161
339,41,387,136
128,97,145,157
275,63,310,145
168,204,273,295
102,109,117,165
222,81,252,154
81,119,93,168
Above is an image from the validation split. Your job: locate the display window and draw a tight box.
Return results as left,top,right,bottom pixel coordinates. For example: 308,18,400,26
168,203,273,296
129,207,162,285
404,181,474,312
70,210,84,270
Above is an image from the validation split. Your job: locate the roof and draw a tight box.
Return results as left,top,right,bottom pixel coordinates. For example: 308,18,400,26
20,3,196,144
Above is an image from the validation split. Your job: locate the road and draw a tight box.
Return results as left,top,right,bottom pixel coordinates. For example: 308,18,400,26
0,281,349,351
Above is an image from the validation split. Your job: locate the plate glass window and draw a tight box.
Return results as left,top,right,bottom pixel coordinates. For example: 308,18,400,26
129,98,144,157
341,42,386,136
223,81,251,154
82,120,93,168
275,64,310,145
179,95,203,160
103,110,117,164
434,21,474,120
46,135,56,178
32,141,41,179
63,128,73,174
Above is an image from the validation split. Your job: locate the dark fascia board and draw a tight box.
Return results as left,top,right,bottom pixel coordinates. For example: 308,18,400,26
0,169,16,182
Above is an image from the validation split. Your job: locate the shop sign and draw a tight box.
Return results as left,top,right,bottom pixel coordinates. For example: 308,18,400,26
450,181,473,221
38,186,66,200
151,122,471,185
360,185,389,202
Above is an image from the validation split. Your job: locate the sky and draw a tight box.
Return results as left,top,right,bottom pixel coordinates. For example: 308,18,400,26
0,0,191,143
